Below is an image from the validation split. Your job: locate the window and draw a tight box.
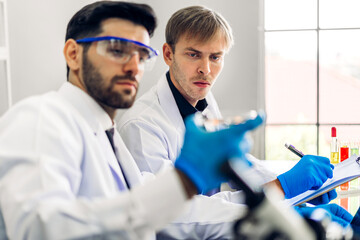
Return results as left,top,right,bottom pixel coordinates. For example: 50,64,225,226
0,0,11,116
264,0,360,161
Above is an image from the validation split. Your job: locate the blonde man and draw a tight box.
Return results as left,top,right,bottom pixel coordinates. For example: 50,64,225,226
119,5,349,239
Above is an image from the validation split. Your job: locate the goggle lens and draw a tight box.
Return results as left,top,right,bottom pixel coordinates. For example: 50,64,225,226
76,36,158,71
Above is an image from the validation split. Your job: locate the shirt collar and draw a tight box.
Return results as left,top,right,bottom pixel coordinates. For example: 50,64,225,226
166,71,208,121
58,82,114,132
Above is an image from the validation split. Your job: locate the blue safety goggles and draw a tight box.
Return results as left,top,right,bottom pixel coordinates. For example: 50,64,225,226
76,36,158,70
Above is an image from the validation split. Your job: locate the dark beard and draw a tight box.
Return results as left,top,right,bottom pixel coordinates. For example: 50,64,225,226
82,53,137,109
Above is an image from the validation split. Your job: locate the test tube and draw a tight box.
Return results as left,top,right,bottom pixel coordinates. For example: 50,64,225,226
351,140,359,156
350,140,359,190
330,127,339,164
340,141,349,191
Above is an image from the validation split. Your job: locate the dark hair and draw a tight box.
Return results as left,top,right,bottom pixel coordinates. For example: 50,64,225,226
166,6,233,53
65,1,157,77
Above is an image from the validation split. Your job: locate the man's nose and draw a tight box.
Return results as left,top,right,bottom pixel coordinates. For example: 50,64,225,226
122,53,142,76
197,58,210,75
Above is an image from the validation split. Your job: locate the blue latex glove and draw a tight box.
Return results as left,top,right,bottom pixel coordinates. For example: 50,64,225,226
307,189,337,205
295,204,353,228
175,112,264,193
277,155,334,198
351,207,360,234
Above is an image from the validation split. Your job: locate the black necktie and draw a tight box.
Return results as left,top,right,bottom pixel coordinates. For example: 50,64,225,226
105,128,131,189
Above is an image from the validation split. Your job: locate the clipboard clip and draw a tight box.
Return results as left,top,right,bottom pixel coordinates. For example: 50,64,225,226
356,157,360,166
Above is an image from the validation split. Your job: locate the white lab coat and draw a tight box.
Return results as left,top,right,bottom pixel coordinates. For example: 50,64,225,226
119,73,221,174
0,82,189,240
118,73,277,239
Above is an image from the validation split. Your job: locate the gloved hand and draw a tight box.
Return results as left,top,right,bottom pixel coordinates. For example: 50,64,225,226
295,204,353,228
175,112,265,193
307,189,337,205
277,155,334,198
351,207,360,234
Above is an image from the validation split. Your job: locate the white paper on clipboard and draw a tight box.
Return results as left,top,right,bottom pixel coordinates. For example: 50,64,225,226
284,154,360,206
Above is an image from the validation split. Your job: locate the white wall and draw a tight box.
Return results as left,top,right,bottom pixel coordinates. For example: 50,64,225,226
128,0,263,115
7,0,261,109
6,0,264,157
7,0,93,103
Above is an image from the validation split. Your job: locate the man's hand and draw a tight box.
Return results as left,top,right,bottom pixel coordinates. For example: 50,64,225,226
277,155,334,198
307,189,337,205
175,112,265,194
295,204,353,228
351,207,360,234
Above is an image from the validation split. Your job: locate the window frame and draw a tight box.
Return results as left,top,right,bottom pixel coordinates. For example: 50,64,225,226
261,0,360,159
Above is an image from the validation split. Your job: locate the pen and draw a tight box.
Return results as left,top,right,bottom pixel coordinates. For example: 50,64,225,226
284,143,304,158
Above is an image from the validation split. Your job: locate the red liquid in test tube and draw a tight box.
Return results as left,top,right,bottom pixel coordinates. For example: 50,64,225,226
340,142,349,190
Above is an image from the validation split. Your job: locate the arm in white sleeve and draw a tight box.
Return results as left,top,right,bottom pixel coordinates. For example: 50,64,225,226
158,195,247,240
0,166,186,240
0,99,188,240
246,154,278,185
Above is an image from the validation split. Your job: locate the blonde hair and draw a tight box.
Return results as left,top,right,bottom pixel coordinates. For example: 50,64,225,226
166,6,234,52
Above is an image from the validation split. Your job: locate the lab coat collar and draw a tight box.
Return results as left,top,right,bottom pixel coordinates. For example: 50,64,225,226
58,82,113,133
156,73,221,129
58,82,133,190
156,74,185,130
165,71,208,121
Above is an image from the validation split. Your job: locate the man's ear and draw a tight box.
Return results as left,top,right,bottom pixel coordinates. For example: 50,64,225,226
63,39,81,72
163,43,174,66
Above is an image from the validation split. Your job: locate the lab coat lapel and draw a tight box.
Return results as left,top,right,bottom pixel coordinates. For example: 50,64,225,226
58,83,131,191
156,74,185,137
98,130,128,189
202,91,222,120
112,131,143,187
155,73,223,156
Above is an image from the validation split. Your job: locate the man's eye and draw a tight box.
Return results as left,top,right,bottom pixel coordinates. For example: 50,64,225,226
187,53,200,58
138,55,147,63
211,55,221,61
139,48,150,62
109,48,126,57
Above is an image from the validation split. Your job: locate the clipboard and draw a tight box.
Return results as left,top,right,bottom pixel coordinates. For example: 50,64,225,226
284,154,360,206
